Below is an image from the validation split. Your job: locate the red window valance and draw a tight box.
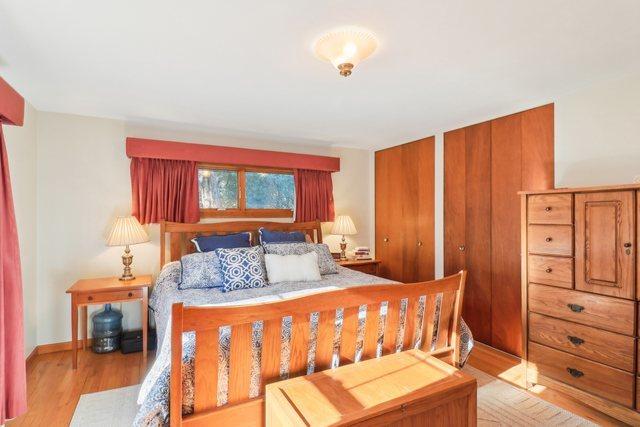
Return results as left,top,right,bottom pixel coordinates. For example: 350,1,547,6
126,137,340,172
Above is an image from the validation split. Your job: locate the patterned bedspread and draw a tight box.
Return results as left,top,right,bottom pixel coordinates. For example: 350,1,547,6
134,262,473,426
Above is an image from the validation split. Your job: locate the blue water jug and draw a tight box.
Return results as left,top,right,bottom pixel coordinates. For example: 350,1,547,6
92,303,123,353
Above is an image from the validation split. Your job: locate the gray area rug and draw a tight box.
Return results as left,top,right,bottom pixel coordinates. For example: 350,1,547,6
71,368,596,426
463,365,596,426
70,385,140,427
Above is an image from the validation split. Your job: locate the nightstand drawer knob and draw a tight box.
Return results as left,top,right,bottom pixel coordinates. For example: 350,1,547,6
128,292,133,297
87,296,93,301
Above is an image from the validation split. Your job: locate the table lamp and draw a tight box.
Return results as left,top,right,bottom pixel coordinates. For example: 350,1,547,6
331,215,357,260
106,216,149,281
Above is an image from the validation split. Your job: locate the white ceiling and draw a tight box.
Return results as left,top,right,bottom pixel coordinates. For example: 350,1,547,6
1,0,639,149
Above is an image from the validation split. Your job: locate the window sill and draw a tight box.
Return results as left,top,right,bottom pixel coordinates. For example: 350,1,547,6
200,209,293,219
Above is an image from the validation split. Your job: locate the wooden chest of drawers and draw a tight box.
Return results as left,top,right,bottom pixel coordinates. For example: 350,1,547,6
521,185,640,424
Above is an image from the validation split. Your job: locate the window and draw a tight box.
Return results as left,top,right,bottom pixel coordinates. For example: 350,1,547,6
198,165,295,217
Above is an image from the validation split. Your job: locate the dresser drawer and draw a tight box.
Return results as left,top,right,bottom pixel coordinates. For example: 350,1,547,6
77,289,142,304
528,225,573,256
528,194,573,225
528,255,573,288
529,312,635,372
528,342,634,407
528,283,635,335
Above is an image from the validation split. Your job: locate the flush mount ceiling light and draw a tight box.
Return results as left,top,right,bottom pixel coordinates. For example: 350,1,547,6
313,27,378,77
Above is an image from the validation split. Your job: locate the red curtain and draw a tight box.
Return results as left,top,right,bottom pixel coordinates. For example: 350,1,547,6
130,158,200,224
294,169,335,222
0,126,27,424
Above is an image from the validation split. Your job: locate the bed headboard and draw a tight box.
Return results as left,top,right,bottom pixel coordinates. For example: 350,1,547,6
159,220,323,266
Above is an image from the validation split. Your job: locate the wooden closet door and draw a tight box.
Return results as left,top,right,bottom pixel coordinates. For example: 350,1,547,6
406,137,434,282
375,147,404,281
444,123,492,344
376,139,434,283
575,191,635,300
490,113,523,356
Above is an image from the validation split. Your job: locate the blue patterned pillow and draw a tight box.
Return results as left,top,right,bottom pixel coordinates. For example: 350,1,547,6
215,246,268,292
191,232,251,252
178,251,223,290
259,228,306,244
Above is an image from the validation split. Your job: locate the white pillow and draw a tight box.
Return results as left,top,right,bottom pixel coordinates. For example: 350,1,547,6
264,251,321,283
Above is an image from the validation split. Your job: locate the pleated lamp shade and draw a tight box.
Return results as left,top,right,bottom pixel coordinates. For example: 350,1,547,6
106,216,150,247
331,215,357,236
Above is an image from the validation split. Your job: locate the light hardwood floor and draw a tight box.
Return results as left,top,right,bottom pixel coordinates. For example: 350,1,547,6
7,342,628,426
7,348,154,427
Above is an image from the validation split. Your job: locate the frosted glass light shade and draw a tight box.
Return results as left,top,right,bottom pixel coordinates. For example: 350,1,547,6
106,216,150,247
331,215,357,236
313,27,378,76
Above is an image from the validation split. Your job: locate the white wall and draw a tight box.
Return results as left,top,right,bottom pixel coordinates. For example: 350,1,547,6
555,71,640,187
3,102,38,357
35,113,372,345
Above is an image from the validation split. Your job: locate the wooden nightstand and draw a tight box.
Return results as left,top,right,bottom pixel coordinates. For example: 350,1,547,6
66,275,152,369
338,259,381,276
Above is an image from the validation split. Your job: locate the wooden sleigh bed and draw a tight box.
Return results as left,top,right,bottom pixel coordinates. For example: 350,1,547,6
160,221,467,427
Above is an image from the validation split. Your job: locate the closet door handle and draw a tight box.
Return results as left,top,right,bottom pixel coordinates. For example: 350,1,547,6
417,241,423,247
383,237,389,242
458,245,466,252
567,303,584,313
567,335,584,346
566,367,584,378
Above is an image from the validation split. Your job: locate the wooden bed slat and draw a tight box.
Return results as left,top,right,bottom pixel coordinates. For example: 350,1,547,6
228,323,253,404
403,298,420,351
382,300,401,355
314,309,336,371
288,313,310,377
194,328,219,412
437,291,456,349
421,294,438,352
259,318,282,392
339,306,360,365
362,304,380,360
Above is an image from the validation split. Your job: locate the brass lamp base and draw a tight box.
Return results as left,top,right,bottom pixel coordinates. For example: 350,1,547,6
339,236,348,260
119,245,136,281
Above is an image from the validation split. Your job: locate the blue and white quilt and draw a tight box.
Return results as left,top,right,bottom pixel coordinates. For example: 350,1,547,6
134,262,473,426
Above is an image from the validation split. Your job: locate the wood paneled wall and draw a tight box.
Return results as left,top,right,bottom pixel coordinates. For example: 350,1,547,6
375,137,435,283
444,104,554,356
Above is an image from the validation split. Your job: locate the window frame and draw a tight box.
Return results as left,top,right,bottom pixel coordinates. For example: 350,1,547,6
198,163,295,218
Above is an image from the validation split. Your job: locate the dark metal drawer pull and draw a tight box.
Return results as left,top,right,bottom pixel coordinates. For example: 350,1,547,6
545,237,553,242
128,292,133,297
567,335,584,345
567,303,584,313
567,367,584,378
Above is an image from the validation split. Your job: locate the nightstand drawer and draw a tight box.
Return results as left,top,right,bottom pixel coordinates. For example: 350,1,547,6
77,289,142,304
346,263,378,275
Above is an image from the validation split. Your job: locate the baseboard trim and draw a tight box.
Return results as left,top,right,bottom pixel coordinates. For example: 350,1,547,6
36,338,94,355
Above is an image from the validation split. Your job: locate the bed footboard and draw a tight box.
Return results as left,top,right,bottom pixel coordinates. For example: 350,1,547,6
170,271,466,427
